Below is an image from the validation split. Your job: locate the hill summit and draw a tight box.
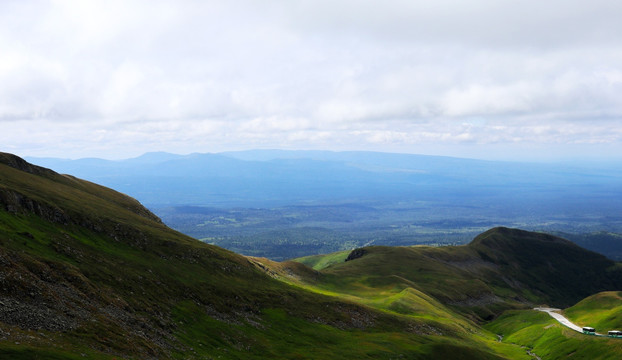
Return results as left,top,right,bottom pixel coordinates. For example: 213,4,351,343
470,226,573,248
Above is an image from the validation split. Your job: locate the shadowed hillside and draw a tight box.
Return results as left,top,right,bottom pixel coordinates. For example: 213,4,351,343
469,228,622,308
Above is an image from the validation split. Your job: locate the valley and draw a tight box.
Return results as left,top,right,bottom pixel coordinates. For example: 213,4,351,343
1,152,621,359
28,151,622,261
156,203,622,261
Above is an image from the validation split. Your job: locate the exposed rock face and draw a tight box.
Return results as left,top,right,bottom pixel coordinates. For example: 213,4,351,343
345,248,367,262
0,188,149,248
0,247,173,355
0,248,91,332
0,188,70,224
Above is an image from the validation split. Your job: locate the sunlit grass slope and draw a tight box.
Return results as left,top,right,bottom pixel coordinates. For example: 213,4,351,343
0,152,521,359
486,302,622,359
564,291,622,333
294,250,350,270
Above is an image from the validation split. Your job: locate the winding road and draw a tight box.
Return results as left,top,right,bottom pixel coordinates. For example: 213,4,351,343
534,307,602,335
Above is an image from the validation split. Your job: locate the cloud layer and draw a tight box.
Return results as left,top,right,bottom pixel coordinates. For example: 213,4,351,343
2,0,622,160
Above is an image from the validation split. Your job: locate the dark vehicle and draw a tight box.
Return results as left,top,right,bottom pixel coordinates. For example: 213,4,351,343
583,327,596,334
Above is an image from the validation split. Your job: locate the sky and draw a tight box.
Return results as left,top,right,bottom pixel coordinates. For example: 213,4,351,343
1,0,622,161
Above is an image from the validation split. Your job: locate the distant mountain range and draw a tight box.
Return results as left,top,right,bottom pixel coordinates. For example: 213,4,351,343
26,150,622,208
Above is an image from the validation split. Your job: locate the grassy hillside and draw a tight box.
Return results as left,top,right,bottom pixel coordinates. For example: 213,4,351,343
290,228,622,322
470,228,622,308
486,295,622,359
564,291,622,333
281,232,622,358
294,250,350,270
0,152,528,359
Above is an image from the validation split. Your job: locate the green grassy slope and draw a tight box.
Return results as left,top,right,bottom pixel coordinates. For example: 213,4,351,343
283,231,622,359
294,250,350,270
0,153,519,359
564,291,622,333
291,228,622,322
485,295,622,360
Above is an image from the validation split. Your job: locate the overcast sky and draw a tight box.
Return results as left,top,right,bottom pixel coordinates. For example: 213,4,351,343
2,0,622,161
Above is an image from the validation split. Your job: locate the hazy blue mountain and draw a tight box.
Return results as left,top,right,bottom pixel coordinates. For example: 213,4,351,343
27,150,622,207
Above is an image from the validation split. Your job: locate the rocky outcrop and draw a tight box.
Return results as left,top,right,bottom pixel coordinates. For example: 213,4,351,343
345,248,367,262
0,247,172,356
0,188,70,224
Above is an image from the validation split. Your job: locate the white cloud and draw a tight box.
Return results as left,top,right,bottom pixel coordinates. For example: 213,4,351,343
1,0,622,160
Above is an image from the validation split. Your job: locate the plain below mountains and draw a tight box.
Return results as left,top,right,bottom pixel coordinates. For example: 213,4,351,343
1,152,622,359
26,150,622,262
